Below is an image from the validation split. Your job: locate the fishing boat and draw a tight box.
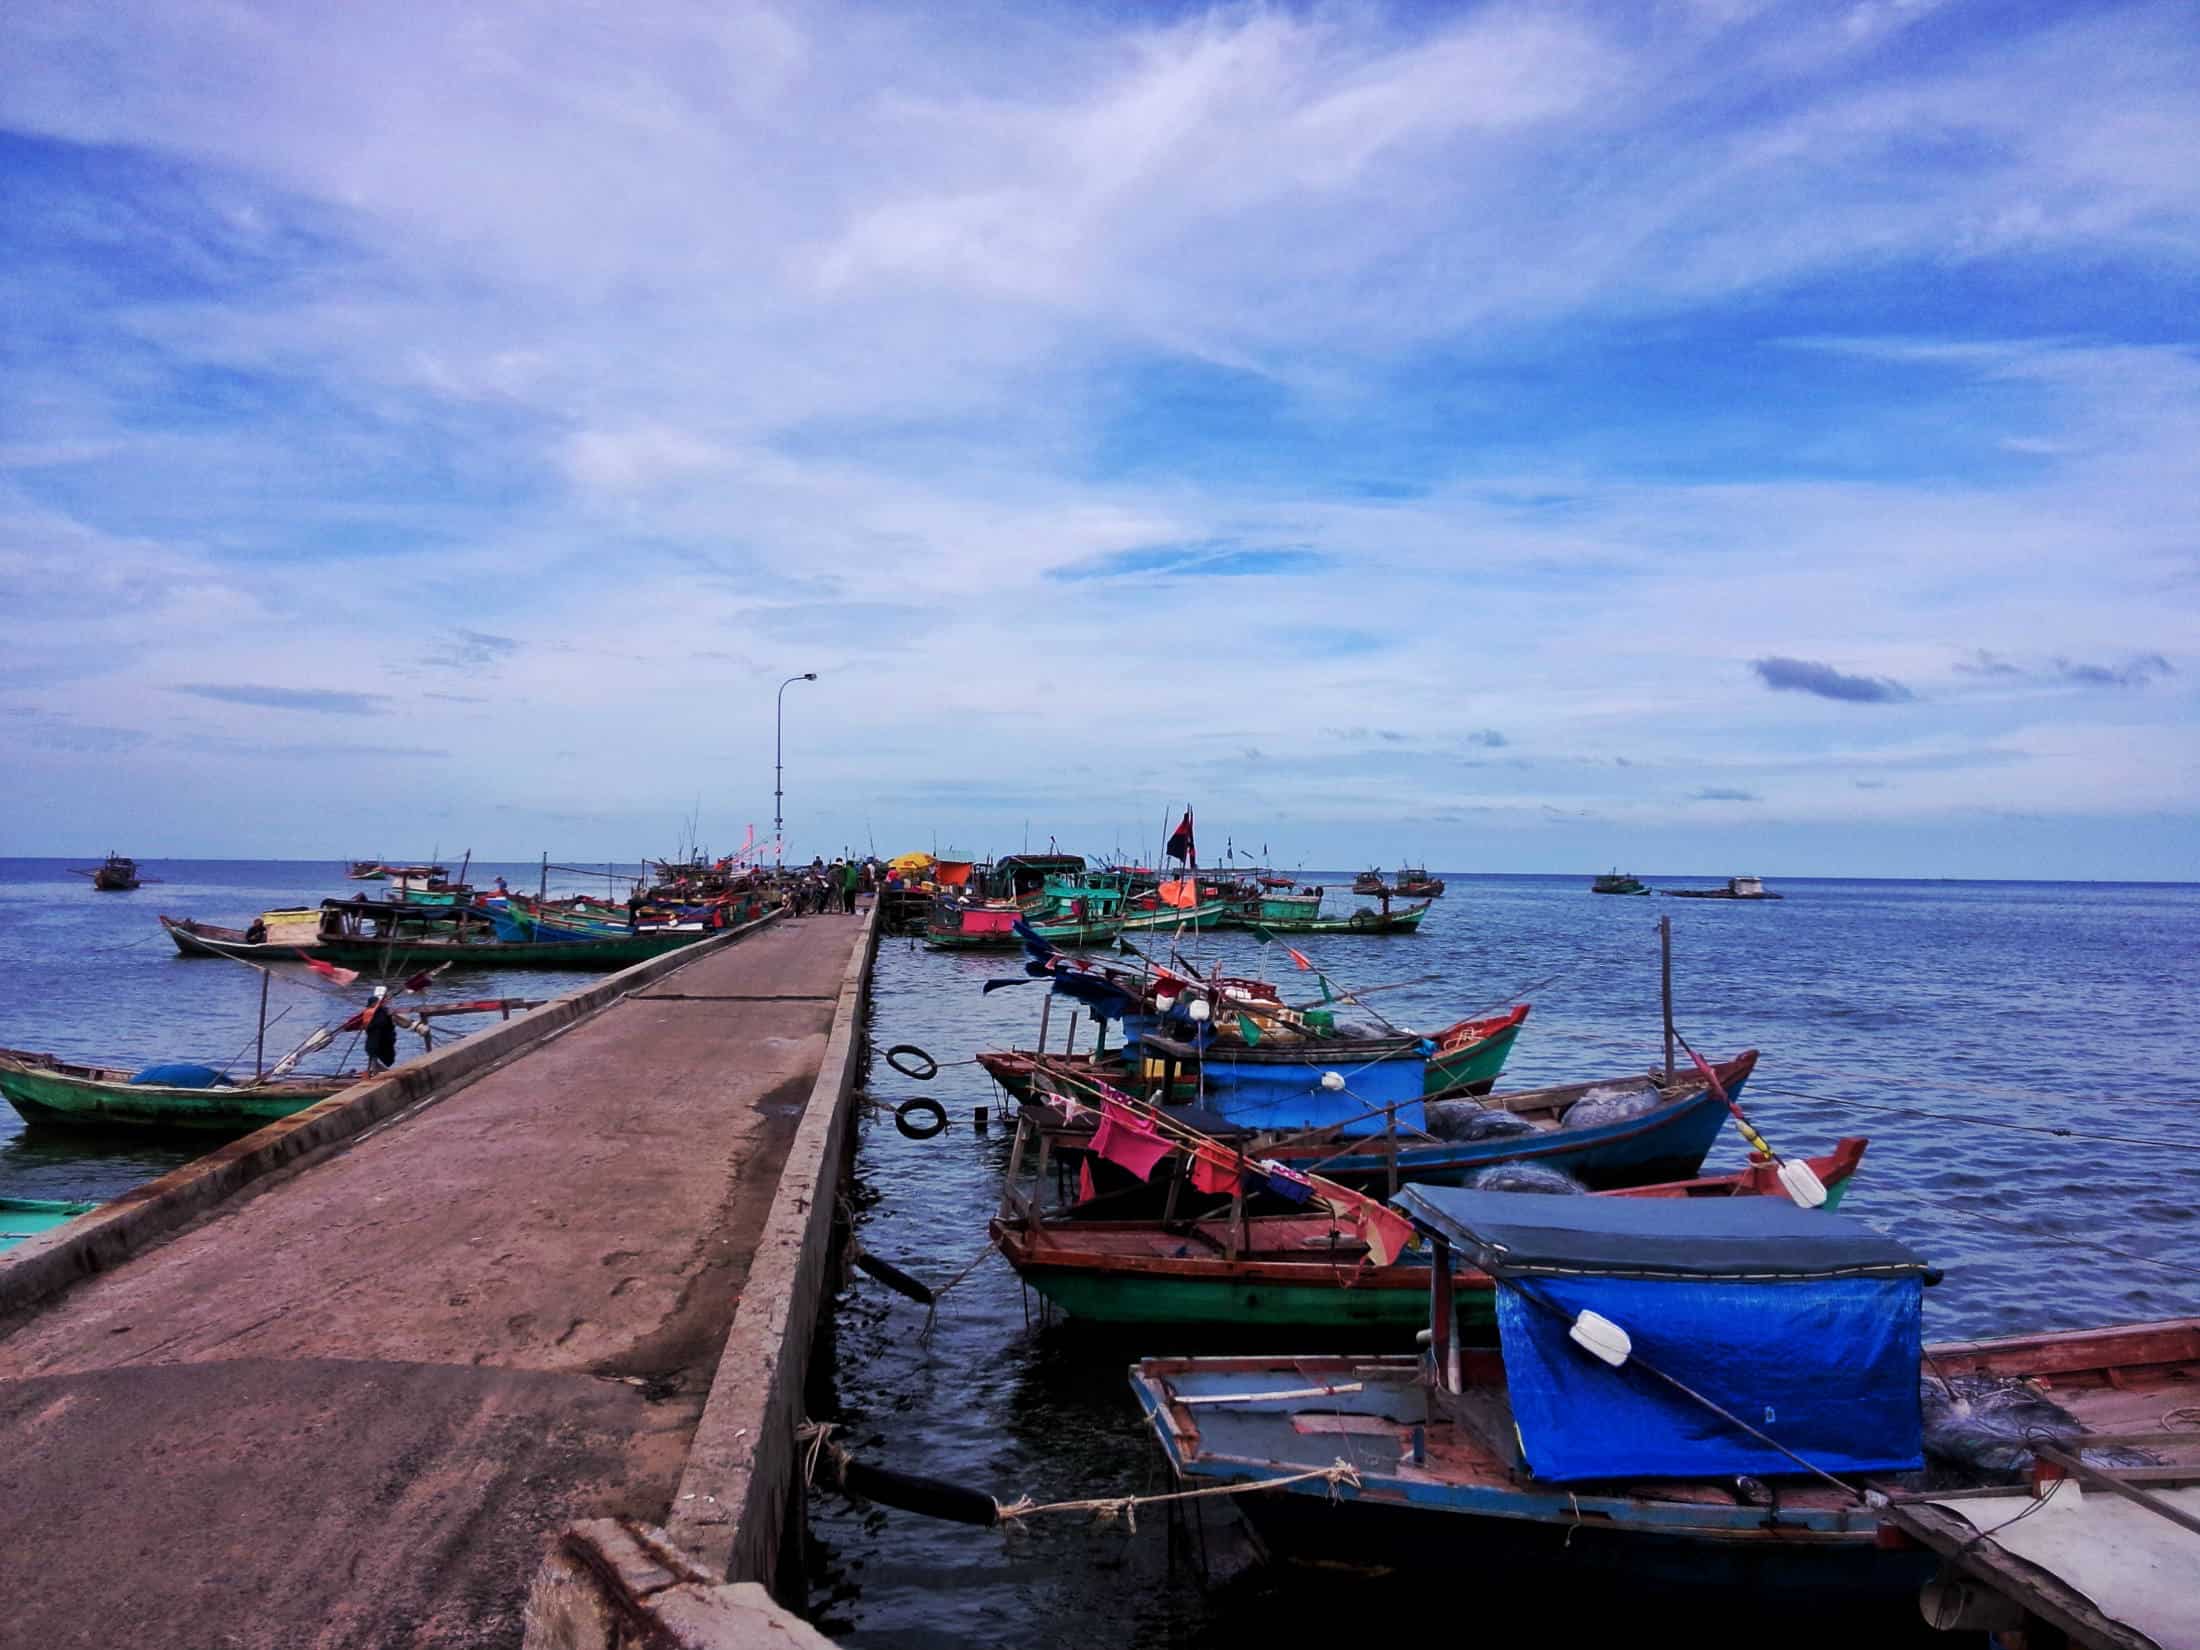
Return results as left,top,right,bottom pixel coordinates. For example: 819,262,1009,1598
72,853,141,891
1394,867,1445,898
161,909,336,960
978,1004,1530,1109
1248,899,1430,936
1218,888,1326,928
1351,869,1389,896
312,925,717,973
1024,1052,1761,1194
1139,1029,1432,1136
923,902,1122,950
0,1195,99,1252
1130,1189,1944,1600
1667,875,1783,900
993,1138,1868,1337
0,1048,355,1134
162,897,495,962
1592,871,1652,895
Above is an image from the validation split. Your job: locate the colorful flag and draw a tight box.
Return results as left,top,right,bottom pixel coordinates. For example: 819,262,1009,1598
297,951,361,986
1157,878,1198,908
1285,946,1312,971
1253,1158,1314,1204
1235,1012,1263,1045
1090,1098,1175,1181
1189,1154,1240,1195
1165,808,1196,865
1077,1160,1098,1205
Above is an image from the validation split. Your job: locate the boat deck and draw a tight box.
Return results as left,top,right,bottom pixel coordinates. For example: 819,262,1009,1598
0,909,872,1649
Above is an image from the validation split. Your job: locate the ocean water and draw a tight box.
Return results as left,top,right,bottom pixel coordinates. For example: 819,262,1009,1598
0,857,652,1202
806,875,2200,1646
7,866,2196,1642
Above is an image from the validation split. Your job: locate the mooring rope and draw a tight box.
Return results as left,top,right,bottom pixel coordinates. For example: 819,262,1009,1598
921,1242,997,1340
991,1458,1363,1533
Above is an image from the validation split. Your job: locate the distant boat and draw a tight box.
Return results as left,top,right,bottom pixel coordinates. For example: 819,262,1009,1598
1592,870,1652,895
1241,899,1431,936
1667,875,1783,901
71,852,141,891
1393,867,1446,898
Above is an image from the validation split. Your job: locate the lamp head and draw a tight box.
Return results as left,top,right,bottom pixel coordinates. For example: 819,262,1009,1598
802,672,818,680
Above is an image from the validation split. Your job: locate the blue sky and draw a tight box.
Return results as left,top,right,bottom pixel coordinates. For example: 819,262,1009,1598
1,0,2195,877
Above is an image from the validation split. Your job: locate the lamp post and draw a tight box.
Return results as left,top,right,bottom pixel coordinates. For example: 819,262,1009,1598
775,672,817,867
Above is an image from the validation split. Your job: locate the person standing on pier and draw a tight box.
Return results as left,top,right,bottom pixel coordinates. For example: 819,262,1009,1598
364,987,398,1074
840,857,860,913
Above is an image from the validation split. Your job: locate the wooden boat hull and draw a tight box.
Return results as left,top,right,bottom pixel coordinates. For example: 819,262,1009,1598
161,915,334,962
998,1140,1862,1337
924,919,1123,950
0,1049,350,1135
1248,900,1431,935
1423,1006,1528,1096
313,928,713,972
1117,901,1229,932
0,1196,99,1251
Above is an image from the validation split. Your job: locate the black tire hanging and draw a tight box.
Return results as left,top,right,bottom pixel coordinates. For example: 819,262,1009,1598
885,1044,939,1080
894,1098,948,1140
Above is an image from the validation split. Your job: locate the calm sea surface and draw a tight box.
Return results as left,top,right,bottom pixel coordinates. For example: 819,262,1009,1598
6,865,2197,1643
808,874,2200,1646
0,857,651,1202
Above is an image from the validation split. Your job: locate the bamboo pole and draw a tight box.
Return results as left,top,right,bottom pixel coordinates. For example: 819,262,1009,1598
1660,914,1676,1085
255,971,270,1079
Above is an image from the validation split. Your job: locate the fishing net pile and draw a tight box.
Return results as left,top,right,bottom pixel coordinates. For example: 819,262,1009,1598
1461,1163,1584,1195
1561,1085,1662,1129
1919,1374,2162,1480
1422,1102,1535,1142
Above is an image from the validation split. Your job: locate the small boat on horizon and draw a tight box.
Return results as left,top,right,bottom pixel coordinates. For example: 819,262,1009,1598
1667,875,1784,900
1592,870,1652,895
71,853,142,891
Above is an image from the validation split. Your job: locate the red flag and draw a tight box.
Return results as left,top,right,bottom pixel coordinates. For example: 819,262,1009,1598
1077,1160,1098,1204
1190,1154,1239,1195
1090,1098,1175,1181
298,951,360,986
1285,946,1312,971
1165,808,1196,866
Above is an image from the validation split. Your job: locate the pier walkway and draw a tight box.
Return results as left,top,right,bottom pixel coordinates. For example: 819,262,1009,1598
0,908,874,1649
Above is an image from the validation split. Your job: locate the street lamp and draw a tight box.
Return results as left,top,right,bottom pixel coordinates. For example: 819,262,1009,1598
775,672,818,867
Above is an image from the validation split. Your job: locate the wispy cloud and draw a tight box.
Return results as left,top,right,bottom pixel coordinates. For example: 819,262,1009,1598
2055,654,2173,688
175,684,389,714
1047,544,1331,582
1751,657,1914,705
1691,786,1761,803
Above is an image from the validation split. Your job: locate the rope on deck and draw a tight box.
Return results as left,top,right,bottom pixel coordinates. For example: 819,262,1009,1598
992,1458,1363,1534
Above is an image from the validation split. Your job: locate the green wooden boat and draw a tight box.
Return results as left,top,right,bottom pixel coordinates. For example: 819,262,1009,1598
1592,870,1653,895
0,1195,100,1252
313,926,714,972
0,1047,353,1135
991,1139,1865,1340
1118,899,1230,932
1218,890,1326,928
1249,899,1431,935
1421,1004,1530,1095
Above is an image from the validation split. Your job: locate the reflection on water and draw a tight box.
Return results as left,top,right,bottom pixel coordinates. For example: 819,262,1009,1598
807,875,2200,1647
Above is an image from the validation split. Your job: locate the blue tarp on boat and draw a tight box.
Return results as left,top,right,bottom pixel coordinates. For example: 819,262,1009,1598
1399,1188,1929,1483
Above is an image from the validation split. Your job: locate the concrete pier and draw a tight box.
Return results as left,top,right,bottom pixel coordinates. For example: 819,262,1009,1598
0,906,875,1649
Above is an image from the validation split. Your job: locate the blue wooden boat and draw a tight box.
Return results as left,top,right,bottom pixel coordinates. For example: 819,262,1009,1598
1246,1051,1757,1191
1129,1188,1942,1604
1,1195,98,1252
1139,1029,1430,1137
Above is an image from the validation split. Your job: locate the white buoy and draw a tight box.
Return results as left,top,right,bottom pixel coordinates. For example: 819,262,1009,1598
1319,1070,1345,1092
1155,994,1176,1012
1569,1310,1632,1367
1187,998,1212,1022
1778,1158,1830,1209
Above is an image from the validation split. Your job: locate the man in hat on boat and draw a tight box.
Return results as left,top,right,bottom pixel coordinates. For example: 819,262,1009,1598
364,986,398,1074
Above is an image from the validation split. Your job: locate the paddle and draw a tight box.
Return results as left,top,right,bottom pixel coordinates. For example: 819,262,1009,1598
1672,1027,1827,1208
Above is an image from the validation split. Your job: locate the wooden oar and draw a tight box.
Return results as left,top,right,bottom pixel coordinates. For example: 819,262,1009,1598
1673,1028,1826,1208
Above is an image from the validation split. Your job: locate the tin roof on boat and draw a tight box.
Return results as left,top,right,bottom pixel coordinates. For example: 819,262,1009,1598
1392,1185,1933,1280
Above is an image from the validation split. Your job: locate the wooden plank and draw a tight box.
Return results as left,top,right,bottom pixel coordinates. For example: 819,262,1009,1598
1885,1502,2163,1650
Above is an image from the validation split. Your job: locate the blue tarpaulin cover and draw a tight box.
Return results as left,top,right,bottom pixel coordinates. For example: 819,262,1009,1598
1397,1187,1930,1483
127,1064,228,1089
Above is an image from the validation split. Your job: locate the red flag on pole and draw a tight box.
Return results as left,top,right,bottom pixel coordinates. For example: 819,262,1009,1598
1165,807,1196,867
297,951,360,986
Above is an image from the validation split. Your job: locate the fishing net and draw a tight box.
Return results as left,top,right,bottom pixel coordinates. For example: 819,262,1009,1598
1561,1085,1662,1130
1920,1374,2162,1480
1462,1162,1585,1196
1422,1102,1535,1142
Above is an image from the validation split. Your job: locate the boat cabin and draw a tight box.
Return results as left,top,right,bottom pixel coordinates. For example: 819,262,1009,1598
988,854,1087,901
